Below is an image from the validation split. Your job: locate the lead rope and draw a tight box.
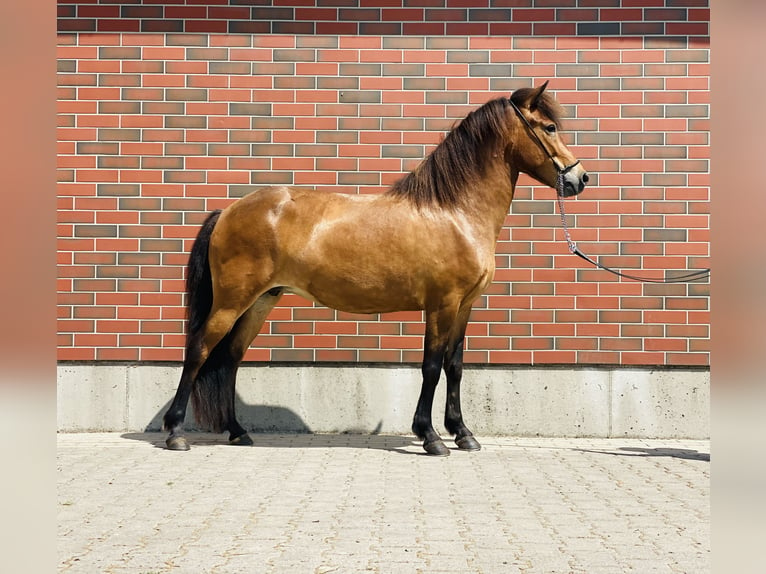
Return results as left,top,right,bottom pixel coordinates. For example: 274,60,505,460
554,179,710,283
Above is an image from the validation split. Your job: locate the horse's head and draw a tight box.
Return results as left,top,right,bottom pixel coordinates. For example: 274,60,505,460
508,82,589,197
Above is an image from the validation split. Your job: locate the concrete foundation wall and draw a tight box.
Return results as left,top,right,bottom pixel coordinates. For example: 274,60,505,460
57,364,709,439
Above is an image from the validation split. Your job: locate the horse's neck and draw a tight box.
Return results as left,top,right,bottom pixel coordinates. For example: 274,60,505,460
462,163,517,241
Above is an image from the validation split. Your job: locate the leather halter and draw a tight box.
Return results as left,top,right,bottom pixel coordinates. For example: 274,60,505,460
508,98,580,189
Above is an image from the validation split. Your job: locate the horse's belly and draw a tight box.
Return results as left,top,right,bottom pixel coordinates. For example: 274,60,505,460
283,272,424,315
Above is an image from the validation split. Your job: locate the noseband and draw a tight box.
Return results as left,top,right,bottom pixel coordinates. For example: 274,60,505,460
507,97,710,284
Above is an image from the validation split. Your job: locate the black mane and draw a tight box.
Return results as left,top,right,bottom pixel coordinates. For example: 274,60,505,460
386,97,513,209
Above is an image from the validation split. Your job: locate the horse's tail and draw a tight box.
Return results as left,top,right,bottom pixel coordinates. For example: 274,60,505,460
185,210,221,337
184,210,237,433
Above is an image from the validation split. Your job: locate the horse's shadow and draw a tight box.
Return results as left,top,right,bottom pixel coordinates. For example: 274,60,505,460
573,446,710,461
120,394,422,455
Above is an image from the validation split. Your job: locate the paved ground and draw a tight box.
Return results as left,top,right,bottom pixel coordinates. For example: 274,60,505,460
57,433,709,573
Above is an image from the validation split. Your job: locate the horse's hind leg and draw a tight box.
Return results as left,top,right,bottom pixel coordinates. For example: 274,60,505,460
191,324,250,446
168,290,281,450
163,306,242,450
214,289,283,446
163,326,219,451
163,369,196,450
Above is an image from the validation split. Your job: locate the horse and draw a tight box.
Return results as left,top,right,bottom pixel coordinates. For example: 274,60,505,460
162,81,589,456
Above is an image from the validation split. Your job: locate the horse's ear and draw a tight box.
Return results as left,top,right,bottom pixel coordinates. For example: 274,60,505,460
528,81,549,110
513,80,549,110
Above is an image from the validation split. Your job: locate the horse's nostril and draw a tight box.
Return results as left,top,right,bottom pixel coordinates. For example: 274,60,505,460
582,173,590,184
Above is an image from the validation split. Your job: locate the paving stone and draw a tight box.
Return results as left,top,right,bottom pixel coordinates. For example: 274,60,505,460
58,433,710,573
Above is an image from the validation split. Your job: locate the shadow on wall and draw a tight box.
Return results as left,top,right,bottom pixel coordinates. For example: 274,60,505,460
141,392,314,434
121,392,418,453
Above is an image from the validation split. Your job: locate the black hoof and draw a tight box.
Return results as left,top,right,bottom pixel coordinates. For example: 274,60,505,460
455,435,481,452
166,435,190,451
423,439,451,457
229,433,254,446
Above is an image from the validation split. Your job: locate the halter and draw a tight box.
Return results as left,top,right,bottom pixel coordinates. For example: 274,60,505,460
507,98,581,191
508,97,710,284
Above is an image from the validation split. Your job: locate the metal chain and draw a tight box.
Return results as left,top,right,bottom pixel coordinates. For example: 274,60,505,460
556,172,576,255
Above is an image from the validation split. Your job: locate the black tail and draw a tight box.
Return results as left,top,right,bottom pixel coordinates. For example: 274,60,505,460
185,210,221,337
184,210,238,433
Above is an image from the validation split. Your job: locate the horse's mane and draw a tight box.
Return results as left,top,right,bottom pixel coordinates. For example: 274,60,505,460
387,90,562,209
386,97,513,209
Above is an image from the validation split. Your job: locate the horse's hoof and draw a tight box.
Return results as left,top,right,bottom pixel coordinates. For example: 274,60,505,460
455,435,481,452
229,433,253,446
165,436,190,451
423,440,451,457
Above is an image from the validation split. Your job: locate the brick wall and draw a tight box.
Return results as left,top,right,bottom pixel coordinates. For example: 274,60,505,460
57,1,710,366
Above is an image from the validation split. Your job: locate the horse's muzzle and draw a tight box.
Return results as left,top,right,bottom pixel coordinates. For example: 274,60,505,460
561,169,589,197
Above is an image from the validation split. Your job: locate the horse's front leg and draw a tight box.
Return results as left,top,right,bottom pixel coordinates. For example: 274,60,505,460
412,345,450,456
412,306,456,456
443,331,481,452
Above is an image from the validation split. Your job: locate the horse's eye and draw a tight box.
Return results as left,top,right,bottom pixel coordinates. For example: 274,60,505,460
544,124,557,134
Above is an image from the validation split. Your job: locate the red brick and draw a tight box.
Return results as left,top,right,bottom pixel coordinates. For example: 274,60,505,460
512,338,553,351
646,339,687,352
357,350,401,363
379,336,422,350
620,352,666,365
58,348,95,361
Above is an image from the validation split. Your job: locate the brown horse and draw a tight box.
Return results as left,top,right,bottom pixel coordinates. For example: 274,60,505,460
163,81,588,455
